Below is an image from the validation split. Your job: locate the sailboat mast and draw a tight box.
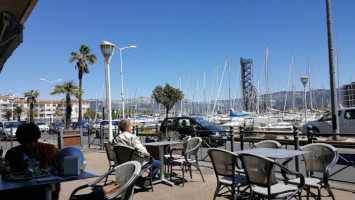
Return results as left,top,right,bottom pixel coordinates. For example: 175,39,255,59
292,55,295,111
228,54,232,112
204,72,206,114
307,57,313,109
336,37,340,107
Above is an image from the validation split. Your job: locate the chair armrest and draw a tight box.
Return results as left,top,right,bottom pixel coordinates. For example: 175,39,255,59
106,174,140,200
276,162,305,189
69,184,90,199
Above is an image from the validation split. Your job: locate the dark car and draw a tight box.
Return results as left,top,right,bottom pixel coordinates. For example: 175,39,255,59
160,117,227,146
48,122,65,134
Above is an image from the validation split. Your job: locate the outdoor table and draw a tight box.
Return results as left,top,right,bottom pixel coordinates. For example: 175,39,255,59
234,148,309,160
234,148,310,170
143,141,182,186
0,169,99,200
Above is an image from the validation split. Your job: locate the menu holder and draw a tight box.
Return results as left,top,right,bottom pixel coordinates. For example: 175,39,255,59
5,169,49,181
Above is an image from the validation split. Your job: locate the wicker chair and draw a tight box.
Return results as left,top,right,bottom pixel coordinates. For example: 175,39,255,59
70,161,141,200
164,136,191,176
284,143,339,200
103,142,118,184
169,137,205,186
250,140,282,149
240,152,305,200
208,148,248,200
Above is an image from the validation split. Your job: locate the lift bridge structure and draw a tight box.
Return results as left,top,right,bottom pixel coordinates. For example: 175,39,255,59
240,57,259,112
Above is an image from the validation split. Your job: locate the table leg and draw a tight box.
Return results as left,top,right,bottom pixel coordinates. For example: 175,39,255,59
153,145,175,186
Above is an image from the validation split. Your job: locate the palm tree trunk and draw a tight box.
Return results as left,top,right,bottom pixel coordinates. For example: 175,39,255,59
30,103,34,123
78,75,82,123
65,94,72,129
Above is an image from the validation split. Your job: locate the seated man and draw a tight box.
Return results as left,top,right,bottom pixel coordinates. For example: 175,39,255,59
4,123,59,200
113,119,162,181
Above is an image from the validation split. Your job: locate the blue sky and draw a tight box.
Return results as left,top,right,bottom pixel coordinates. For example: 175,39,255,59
1,0,354,102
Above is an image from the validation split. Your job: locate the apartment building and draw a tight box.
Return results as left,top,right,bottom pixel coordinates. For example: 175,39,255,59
0,94,90,123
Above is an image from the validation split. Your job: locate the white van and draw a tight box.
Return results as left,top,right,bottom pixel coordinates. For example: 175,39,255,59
301,107,355,134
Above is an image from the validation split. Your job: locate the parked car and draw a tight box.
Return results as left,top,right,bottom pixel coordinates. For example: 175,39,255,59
160,117,227,146
0,121,21,141
302,107,355,135
35,122,49,132
20,120,28,124
48,122,65,134
72,121,89,131
95,120,120,138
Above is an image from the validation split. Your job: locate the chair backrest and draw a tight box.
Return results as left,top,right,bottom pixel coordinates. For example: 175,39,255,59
113,144,135,165
208,148,240,177
104,142,118,165
300,143,339,174
252,140,282,149
113,161,141,200
186,137,202,158
239,153,277,187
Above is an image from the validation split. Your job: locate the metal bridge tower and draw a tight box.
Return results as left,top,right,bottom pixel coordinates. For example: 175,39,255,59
240,57,258,112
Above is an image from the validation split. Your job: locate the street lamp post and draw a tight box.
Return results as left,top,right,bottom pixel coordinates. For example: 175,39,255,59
118,45,136,119
100,41,115,142
100,41,136,141
40,78,62,123
300,76,309,123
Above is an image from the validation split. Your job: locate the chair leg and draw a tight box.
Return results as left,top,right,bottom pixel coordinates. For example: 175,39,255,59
326,186,336,200
182,165,185,187
150,170,154,192
196,165,205,182
213,182,220,200
104,165,112,185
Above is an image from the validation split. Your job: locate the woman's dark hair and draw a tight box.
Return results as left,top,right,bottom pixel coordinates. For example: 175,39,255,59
16,123,41,145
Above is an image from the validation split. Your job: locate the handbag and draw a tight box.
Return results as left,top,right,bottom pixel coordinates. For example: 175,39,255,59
71,183,121,200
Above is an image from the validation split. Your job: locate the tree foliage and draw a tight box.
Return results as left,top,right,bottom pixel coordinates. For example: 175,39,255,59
50,81,80,129
69,44,97,123
14,105,24,122
24,89,40,123
151,83,184,134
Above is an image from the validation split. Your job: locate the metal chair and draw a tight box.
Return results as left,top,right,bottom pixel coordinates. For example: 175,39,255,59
208,148,249,200
164,136,191,176
250,140,282,149
70,161,141,200
169,137,205,186
284,143,339,200
103,142,118,184
240,152,305,200
113,144,154,191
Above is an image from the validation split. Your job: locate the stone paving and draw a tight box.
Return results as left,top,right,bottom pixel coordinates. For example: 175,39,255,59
59,148,355,200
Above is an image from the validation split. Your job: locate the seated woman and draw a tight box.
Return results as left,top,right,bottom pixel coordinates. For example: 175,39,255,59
4,123,59,200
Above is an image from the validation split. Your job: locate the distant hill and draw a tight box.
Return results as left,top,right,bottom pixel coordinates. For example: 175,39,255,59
88,89,335,114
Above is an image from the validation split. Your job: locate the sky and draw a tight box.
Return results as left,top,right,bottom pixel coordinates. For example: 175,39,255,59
1,0,354,103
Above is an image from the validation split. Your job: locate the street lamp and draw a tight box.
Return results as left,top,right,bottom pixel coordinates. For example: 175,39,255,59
100,41,115,142
300,76,309,123
100,41,136,141
118,45,136,119
40,78,62,123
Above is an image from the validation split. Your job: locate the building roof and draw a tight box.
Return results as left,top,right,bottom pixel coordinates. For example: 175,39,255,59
0,0,38,72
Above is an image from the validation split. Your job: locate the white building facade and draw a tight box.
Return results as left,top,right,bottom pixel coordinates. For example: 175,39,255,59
0,94,90,123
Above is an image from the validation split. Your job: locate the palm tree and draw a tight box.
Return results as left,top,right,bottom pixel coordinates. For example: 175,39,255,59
24,90,40,123
14,105,24,122
69,45,97,124
50,81,80,129
5,110,12,121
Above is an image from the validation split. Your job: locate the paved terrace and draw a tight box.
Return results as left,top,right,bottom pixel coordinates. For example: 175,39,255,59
58,147,355,200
